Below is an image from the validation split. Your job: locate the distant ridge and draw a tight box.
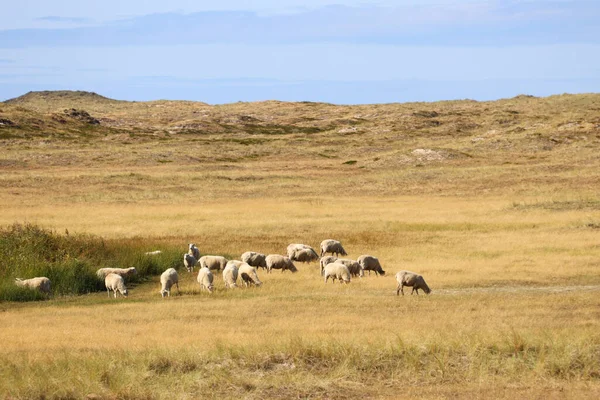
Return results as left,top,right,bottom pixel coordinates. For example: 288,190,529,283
4,90,118,104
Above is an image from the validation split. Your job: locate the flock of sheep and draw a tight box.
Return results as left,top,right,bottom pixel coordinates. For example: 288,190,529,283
13,239,431,299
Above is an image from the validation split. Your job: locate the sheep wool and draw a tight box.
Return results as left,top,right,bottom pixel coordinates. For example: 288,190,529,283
320,239,348,257
14,277,51,294
238,263,262,287
265,254,298,273
323,262,351,284
160,268,179,298
199,255,228,272
105,273,128,298
197,267,214,293
241,251,267,270
396,271,431,296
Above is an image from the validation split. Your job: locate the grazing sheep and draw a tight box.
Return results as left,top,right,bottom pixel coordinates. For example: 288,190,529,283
14,277,51,295
290,247,319,263
323,262,351,284
357,255,385,276
241,251,267,270
199,255,228,272
335,258,364,277
183,253,198,273
145,250,162,255
287,244,319,263
160,268,179,298
105,273,128,298
320,239,348,257
319,256,338,274
265,254,298,273
238,263,262,287
196,267,214,293
286,243,310,258
188,243,200,260
223,263,239,289
96,267,137,280
396,271,431,296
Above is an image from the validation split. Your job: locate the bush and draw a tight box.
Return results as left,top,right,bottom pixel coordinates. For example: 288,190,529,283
0,223,182,301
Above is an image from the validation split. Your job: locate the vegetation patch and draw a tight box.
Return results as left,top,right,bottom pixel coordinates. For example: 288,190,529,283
0,223,180,301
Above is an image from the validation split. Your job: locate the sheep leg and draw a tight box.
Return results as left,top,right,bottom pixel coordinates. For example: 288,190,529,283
396,284,401,296
107,289,110,298
401,284,405,296
176,282,180,294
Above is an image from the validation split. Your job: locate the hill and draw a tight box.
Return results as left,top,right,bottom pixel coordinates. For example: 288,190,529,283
0,90,599,200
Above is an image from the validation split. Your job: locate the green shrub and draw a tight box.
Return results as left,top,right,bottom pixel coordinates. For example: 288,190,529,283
0,223,182,301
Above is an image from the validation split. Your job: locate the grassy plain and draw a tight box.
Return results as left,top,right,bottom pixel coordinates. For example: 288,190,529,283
0,91,599,399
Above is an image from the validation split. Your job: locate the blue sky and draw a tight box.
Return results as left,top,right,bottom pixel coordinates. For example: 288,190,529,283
1,0,599,104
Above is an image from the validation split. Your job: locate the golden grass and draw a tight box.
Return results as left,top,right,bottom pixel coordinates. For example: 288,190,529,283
0,92,599,398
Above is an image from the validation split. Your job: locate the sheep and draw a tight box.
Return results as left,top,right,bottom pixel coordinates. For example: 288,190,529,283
196,267,214,293
241,251,267,270
265,254,298,273
286,243,310,258
14,277,51,295
105,273,128,298
145,250,162,255
320,239,348,257
287,244,318,263
223,263,239,289
323,262,351,284
290,247,319,263
160,268,179,297
188,243,200,260
396,271,431,296
183,253,198,273
357,255,385,276
96,267,137,280
335,258,364,277
199,255,228,272
319,256,338,274
238,263,262,287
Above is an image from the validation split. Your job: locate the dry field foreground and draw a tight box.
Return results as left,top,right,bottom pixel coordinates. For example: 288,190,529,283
0,91,599,399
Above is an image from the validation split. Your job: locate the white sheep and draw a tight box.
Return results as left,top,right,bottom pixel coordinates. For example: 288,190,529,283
319,256,338,274
160,268,179,297
199,255,228,272
396,271,431,296
96,267,137,280
105,273,128,298
197,267,214,293
286,243,310,258
291,247,319,263
188,243,200,260
334,258,364,277
14,277,51,295
320,239,348,257
223,262,239,289
144,250,162,255
357,255,385,276
241,251,267,269
238,263,262,287
287,244,319,263
265,254,298,273
323,262,351,284
183,253,198,273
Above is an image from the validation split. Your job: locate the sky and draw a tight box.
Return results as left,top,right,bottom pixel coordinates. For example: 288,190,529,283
1,0,599,104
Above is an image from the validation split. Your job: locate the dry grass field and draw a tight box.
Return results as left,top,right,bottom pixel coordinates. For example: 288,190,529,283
0,91,599,399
